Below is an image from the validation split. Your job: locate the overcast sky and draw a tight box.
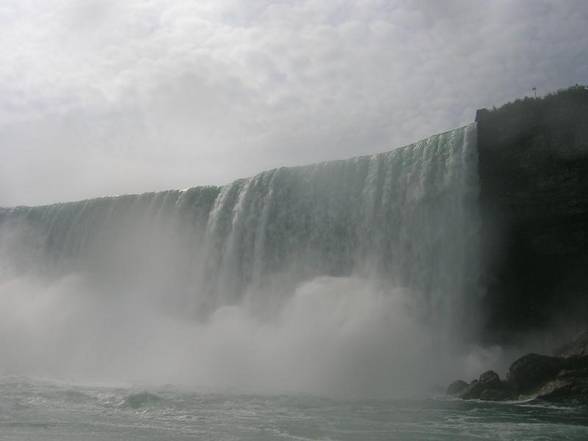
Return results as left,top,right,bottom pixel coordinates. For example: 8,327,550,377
1,0,587,206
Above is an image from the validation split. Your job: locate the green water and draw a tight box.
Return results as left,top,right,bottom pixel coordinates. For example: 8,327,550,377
1,378,586,441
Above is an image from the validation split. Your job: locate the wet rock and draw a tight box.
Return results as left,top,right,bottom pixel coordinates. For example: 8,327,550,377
460,370,514,400
479,387,513,401
507,354,565,395
564,355,588,372
535,361,588,404
479,370,501,387
446,380,468,396
458,383,482,400
536,376,588,404
448,335,588,402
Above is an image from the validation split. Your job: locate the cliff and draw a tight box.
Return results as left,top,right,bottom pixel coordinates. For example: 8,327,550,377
477,86,588,342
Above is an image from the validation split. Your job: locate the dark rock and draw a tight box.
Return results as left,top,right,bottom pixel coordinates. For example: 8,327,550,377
534,356,588,403
459,383,482,400
451,333,588,402
563,355,588,371
507,353,565,394
460,370,514,400
479,370,501,387
446,380,468,396
536,377,588,404
479,387,514,401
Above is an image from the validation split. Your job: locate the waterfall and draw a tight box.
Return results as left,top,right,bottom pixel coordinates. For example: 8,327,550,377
0,124,479,332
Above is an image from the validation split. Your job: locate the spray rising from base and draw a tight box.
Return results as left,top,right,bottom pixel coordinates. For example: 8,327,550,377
0,270,508,398
0,124,499,397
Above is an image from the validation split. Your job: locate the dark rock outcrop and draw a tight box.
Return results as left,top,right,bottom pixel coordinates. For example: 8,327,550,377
507,353,565,395
453,370,514,401
446,380,468,396
448,343,588,403
536,357,588,404
477,85,588,342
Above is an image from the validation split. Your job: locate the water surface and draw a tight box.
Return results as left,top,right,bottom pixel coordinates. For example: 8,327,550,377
1,378,587,441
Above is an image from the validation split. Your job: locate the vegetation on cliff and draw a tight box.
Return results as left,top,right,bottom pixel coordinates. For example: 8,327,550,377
479,84,588,133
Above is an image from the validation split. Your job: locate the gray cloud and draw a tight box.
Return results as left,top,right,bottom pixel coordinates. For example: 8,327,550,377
1,0,587,205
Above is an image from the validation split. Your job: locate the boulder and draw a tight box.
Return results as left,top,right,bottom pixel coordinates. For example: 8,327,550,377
460,370,514,400
446,380,468,396
458,384,481,400
479,370,501,387
448,335,588,402
536,376,588,404
507,354,565,394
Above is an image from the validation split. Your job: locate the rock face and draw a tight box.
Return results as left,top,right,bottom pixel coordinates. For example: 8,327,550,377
476,86,588,341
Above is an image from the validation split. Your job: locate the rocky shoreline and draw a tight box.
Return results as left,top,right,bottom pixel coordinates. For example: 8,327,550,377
448,331,588,404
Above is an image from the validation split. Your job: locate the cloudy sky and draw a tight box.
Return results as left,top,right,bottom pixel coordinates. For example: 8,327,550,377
1,0,587,206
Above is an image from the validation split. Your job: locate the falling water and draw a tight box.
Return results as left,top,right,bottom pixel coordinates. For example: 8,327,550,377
0,124,480,393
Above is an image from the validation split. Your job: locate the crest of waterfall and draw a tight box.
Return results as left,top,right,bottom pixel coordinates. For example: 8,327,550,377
0,124,479,333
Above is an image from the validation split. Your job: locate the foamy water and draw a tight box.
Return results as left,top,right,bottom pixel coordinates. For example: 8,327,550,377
1,378,587,441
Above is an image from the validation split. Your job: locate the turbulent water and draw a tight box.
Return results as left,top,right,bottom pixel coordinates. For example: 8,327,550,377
3,124,584,437
1,377,587,441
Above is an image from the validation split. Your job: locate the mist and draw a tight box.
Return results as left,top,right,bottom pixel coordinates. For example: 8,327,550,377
0,271,436,396
0,126,493,398
2,2,588,440
0,255,504,398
